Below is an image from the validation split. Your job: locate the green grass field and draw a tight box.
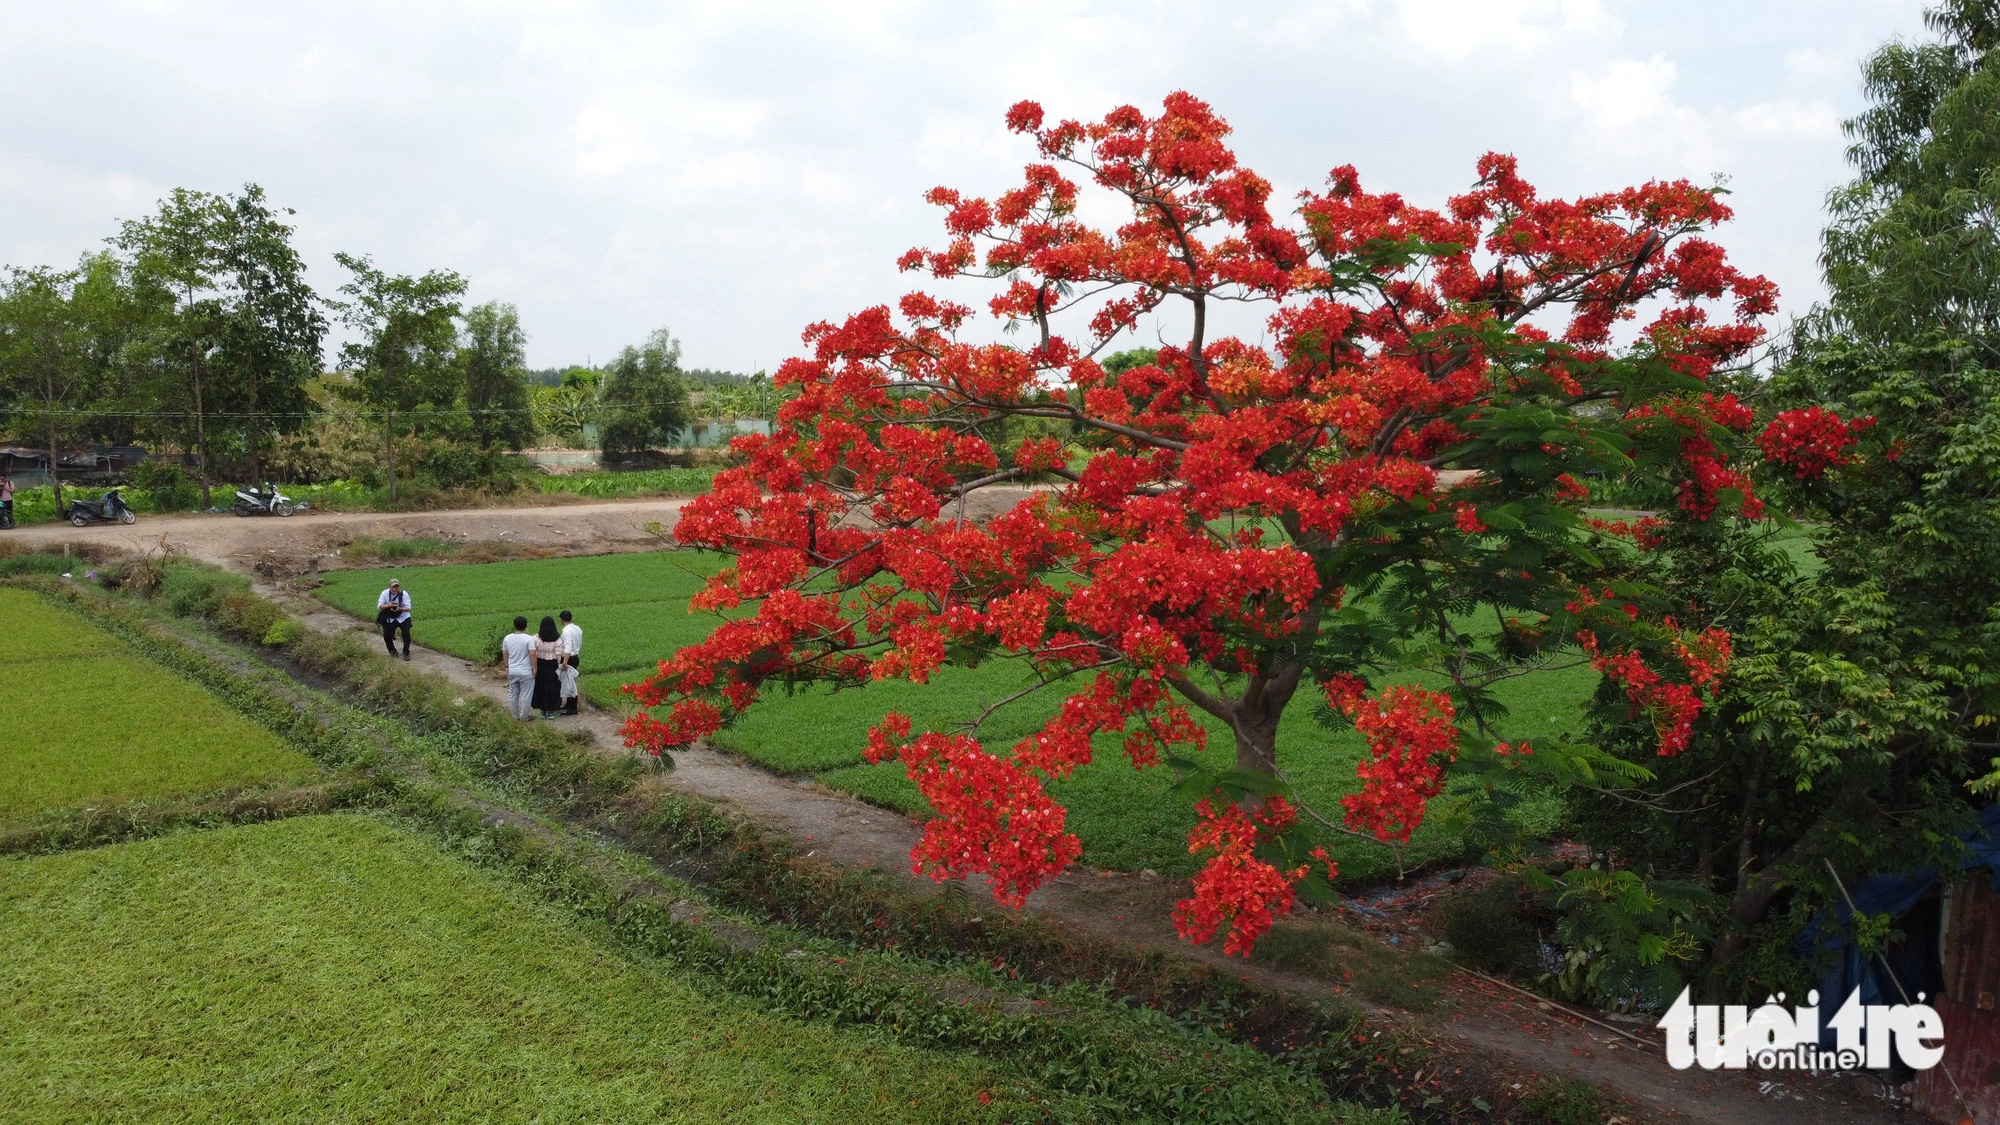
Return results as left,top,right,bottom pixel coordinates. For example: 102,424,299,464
0,589,316,820
0,814,1023,1124
318,553,1591,881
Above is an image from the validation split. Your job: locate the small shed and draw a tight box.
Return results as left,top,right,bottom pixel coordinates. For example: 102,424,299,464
1916,873,2000,1122
1799,806,2000,1123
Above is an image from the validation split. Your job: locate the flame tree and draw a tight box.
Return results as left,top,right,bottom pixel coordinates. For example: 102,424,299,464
624,94,1852,955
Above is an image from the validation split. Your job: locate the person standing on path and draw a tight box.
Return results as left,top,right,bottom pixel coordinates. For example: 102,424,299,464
558,610,582,715
501,616,536,720
531,615,564,719
376,579,412,660
0,470,14,527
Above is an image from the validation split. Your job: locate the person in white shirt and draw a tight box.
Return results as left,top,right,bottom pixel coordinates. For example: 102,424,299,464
500,616,536,720
376,579,412,661
558,610,582,715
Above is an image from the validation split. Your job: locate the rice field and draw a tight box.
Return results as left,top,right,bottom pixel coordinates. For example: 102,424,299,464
0,588,317,820
0,814,1025,1124
317,553,1592,881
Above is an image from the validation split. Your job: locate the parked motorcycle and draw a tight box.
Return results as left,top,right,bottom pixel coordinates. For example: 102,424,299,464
0,506,14,530
63,487,136,527
233,483,302,517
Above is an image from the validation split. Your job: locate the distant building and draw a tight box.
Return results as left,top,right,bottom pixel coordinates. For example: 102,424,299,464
0,444,148,488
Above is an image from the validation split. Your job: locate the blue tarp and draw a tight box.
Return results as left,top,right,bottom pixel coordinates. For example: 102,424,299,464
1792,805,2000,1041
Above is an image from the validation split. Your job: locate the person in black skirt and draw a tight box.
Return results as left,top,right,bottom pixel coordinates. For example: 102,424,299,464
531,615,565,719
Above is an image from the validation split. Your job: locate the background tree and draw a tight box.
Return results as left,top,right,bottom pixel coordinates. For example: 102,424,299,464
460,301,533,450
0,263,124,512
531,366,600,447
1823,0,2000,354
115,185,322,500
210,185,326,485
116,188,226,505
597,328,689,458
624,94,1789,956
332,253,465,501
1560,0,2000,1003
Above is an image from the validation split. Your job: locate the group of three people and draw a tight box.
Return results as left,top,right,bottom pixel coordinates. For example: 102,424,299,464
503,611,582,720
375,578,584,721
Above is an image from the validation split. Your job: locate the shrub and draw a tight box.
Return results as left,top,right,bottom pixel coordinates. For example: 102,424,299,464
0,553,71,579
262,619,305,647
159,564,248,619
1520,1076,1608,1125
130,460,201,512
1438,876,1545,977
1251,920,1454,1011
217,592,285,644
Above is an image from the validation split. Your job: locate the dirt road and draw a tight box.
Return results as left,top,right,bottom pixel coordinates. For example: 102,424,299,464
2,497,696,568
12,498,1909,1125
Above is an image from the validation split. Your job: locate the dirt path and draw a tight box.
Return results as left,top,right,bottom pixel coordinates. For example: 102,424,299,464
12,501,1908,1125
1,497,699,568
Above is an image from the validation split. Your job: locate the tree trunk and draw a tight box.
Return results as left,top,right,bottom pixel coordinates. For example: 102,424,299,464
384,409,397,502
1231,706,1281,777
246,350,260,487
1705,852,1795,999
187,287,210,509
1704,748,1774,995
193,359,210,508
1225,658,1311,813
44,372,62,515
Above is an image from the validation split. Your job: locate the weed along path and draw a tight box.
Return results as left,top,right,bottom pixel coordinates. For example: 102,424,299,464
12,500,1904,1125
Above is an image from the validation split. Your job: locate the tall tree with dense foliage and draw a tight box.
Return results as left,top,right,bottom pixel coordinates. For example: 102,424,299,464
1562,0,2000,1002
460,301,533,450
1824,0,2000,352
597,328,690,457
117,184,324,500
116,188,227,504
332,254,466,501
0,259,133,511
210,186,326,485
623,93,1810,955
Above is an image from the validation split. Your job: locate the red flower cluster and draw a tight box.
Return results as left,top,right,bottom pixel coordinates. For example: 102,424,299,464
1173,797,1310,956
619,93,1779,951
1578,624,1731,757
1332,684,1460,842
864,713,1082,907
1758,406,1874,479
1586,515,1668,550
1628,393,1763,520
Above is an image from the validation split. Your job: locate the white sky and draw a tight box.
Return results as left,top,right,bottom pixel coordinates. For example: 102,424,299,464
0,0,1929,372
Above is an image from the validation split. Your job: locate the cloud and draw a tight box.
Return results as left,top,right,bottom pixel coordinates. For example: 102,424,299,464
1731,99,1842,140
0,1,1932,370
1568,54,1841,177
1784,46,1841,77
1401,0,1618,59
1569,54,1721,172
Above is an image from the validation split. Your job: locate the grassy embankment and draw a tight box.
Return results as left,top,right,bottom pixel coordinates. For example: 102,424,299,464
317,552,1594,882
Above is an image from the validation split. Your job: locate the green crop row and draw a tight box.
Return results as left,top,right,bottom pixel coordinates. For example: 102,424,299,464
530,466,721,498
315,550,729,619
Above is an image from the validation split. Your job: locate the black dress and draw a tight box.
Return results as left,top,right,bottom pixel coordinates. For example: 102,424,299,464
531,643,564,713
